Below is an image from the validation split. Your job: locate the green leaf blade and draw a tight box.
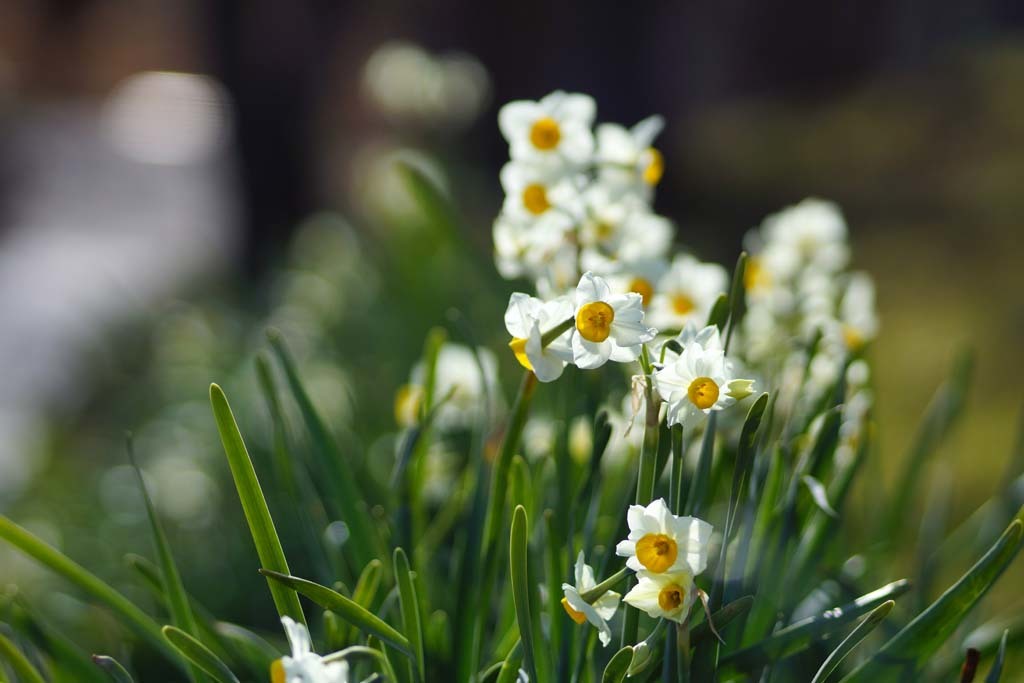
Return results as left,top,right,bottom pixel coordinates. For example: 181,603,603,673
162,626,240,683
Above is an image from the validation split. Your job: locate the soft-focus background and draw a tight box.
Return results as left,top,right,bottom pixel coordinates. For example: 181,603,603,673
1,0,1022,676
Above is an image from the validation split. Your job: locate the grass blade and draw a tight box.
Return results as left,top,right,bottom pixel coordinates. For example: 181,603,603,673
601,646,634,682
811,600,894,683
91,655,135,682
209,383,306,627
984,630,1009,683
394,548,425,682
722,579,910,672
690,595,755,646
842,511,1024,682
266,331,380,572
162,626,240,683
0,631,46,683
345,559,384,645
127,437,205,683
259,569,410,654
510,505,540,683
0,514,176,665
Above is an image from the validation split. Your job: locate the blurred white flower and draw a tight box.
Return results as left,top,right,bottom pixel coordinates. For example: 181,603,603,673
561,551,621,647
646,255,729,331
499,91,596,168
397,344,499,429
504,292,574,382
596,115,665,197
499,161,584,223
761,198,849,275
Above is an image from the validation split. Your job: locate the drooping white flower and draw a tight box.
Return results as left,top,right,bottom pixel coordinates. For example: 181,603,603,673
652,326,754,427
615,498,712,575
271,617,350,683
646,255,729,331
499,161,584,223
622,568,698,624
498,91,596,167
570,272,657,369
595,115,665,197
560,551,621,647
504,292,574,382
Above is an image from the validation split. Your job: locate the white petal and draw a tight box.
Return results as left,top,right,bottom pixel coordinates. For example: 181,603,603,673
575,271,611,307
572,334,612,369
498,101,541,143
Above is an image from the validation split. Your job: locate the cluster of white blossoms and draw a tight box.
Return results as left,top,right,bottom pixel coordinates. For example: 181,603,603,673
494,91,727,331
561,498,713,646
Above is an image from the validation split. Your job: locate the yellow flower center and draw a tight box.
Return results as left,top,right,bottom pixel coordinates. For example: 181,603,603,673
394,384,424,426
843,325,864,351
642,147,664,185
576,301,615,343
594,221,615,241
529,116,561,150
636,533,678,573
522,183,551,215
508,337,533,371
658,583,687,612
561,597,587,624
271,659,286,683
744,257,770,291
688,376,720,410
672,293,695,315
629,277,654,307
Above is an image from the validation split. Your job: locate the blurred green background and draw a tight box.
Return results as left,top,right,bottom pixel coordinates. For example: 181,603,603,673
0,0,1022,678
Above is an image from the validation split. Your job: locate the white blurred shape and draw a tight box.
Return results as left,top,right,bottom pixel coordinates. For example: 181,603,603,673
104,71,229,165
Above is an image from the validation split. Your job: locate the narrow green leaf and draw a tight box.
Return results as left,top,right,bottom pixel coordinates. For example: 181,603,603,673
0,515,177,665
705,294,729,332
985,630,1009,683
802,475,838,518
344,559,383,646
723,251,747,352
811,600,894,683
259,569,410,654
213,622,278,677
723,579,910,671
0,632,46,683
394,548,424,682
510,505,539,683
266,331,380,572
162,626,240,683
690,595,755,645
601,646,634,683
209,383,305,627
91,655,135,683
8,595,108,683
495,641,524,683
842,514,1024,682
128,437,205,683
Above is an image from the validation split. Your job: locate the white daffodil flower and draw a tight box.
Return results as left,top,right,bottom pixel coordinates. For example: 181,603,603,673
838,272,878,351
499,91,596,167
761,198,849,275
596,115,665,196
652,326,754,428
615,498,712,575
578,185,672,271
493,211,573,282
271,617,350,683
646,255,729,331
499,161,584,222
560,550,621,647
570,272,657,369
622,568,698,624
504,292,574,382
605,257,669,310
397,344,499,430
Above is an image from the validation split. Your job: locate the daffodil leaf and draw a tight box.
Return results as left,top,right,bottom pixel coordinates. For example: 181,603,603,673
495,641,524,683
510,505,540,683
802,475,838,518
601,646,634,682
7,595,108,683
0,631,47,683
127,437,206,683
723,251,748,352
162,626,240,683
91,655,135,683
984,629,1009,682
840,511,1024,682
721,578,910,672
705,294,729,333
265,330,381,572
212,622,279,678
811,599,894,683
344,559,383,646
394,548,425,682
0,514,178,666
209,384,306,628
259,569,411,655
690,595,755,646
395,160,459,241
